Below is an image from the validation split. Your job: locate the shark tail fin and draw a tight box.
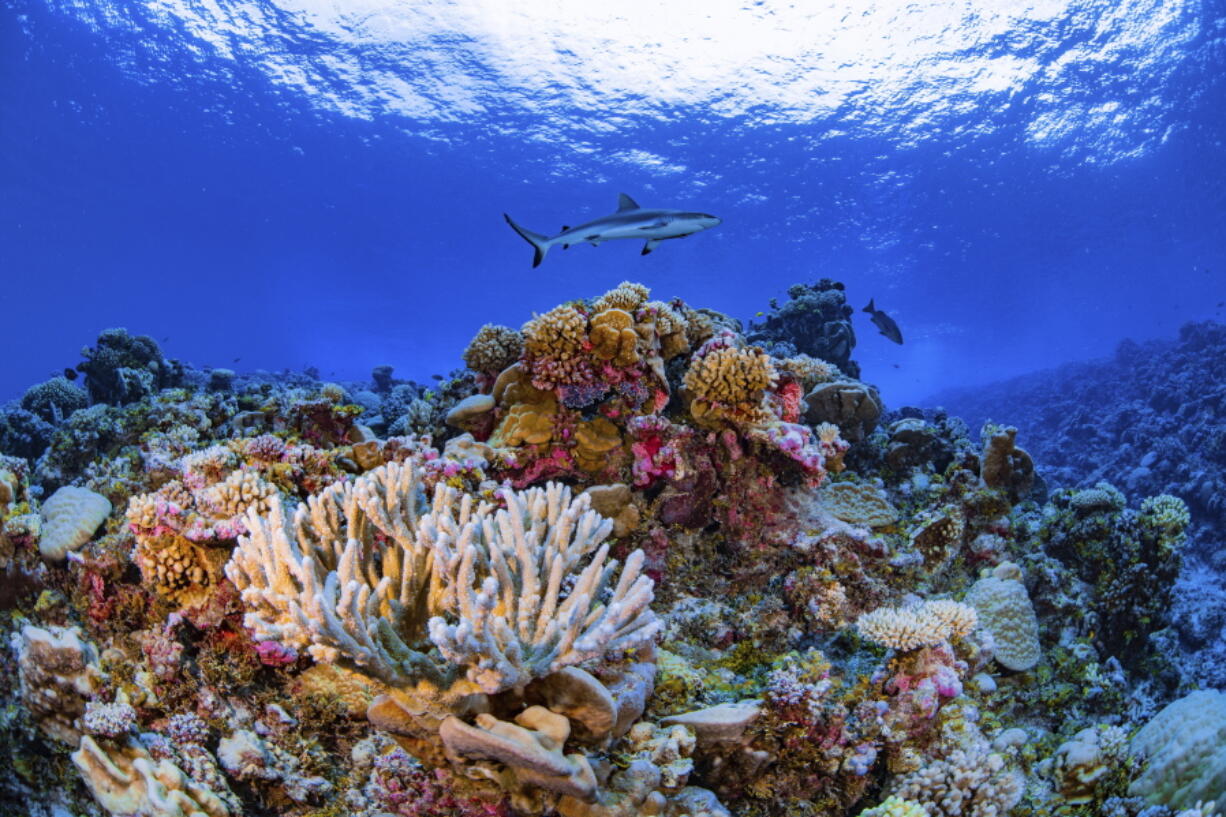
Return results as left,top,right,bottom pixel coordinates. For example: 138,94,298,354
504,213,551,268
863,298,876,314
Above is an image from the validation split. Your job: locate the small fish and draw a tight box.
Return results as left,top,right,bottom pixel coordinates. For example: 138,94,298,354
862,298,903,345
63,368,78,381
431,374,444,381
504,193,721,267
755,311,764,317
233,357,241,363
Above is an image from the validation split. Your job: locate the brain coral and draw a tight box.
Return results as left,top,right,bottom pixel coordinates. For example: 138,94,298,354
964,562,1041,671
1128,689,1226,809
820,481,898,527
39,485,112,562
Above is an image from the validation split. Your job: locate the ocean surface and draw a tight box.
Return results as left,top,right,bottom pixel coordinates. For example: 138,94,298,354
3,0,1224,405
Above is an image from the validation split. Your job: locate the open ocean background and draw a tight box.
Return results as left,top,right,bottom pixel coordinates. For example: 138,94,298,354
2,0,1225,407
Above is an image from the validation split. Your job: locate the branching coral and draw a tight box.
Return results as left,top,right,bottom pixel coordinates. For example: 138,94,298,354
890,745,1022,817
226,460,658,698
464,324,525,377
857,600,978,652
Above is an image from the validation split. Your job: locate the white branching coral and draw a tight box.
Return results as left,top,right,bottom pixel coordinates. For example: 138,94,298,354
857,599,978,652
225,460,658,698
426,481,659,694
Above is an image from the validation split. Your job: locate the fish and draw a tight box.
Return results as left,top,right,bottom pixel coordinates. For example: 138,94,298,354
504,193,721,268
63,368,78,381
863,298,903,344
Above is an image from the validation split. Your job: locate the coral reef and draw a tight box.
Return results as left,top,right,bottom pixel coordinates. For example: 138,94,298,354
0,281,1209,817
747,279,860,377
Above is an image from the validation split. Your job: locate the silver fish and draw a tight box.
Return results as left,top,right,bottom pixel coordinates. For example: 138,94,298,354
504,193,721,268
863,298,903,344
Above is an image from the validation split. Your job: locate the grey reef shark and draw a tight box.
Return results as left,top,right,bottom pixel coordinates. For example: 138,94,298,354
504,193,721,268
863,298,904,344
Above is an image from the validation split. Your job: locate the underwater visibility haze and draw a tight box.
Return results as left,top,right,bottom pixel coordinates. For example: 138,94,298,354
2,1,1226,816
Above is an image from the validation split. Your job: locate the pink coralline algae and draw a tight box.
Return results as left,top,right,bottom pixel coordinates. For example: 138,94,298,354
256,640,299,667
369,748,511,817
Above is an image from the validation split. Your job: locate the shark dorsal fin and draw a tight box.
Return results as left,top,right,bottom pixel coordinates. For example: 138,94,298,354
617,193,640,212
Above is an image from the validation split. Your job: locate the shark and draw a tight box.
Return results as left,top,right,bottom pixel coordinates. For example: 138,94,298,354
504,193,721,268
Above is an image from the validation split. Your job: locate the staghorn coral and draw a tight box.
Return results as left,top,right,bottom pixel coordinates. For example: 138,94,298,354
857,600,978,652
226,459,658,698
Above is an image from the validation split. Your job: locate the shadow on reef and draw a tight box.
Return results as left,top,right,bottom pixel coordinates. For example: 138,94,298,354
0,282,1221,817
929,320,1226,692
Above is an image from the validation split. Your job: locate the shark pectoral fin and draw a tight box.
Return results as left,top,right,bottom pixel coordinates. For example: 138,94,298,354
617,193,641,211
642,239,662,256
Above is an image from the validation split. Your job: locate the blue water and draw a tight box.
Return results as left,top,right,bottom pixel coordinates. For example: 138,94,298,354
2,0,1225,406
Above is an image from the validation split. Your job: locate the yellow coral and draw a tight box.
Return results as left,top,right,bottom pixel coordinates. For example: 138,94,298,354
684,345,777,426
523,304,589,359
463,324,524,375
134,533,223,607
202,470,278,520
491,401,557,447
640,300,690,360
574,417,622,472
859,796,928,817
589,308,640,367
819,482,897,527
591,281,650,313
